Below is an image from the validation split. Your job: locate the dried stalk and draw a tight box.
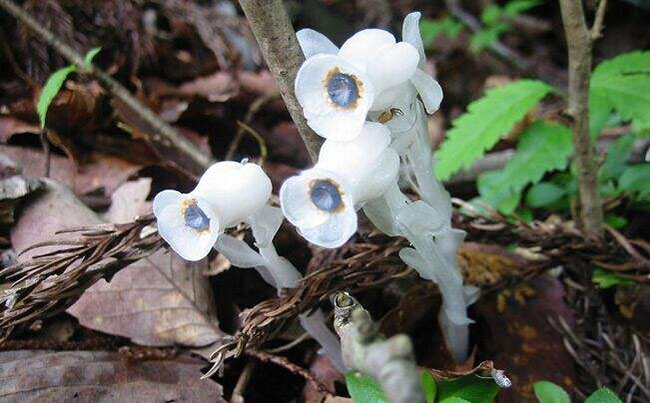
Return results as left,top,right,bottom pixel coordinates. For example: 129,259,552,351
0,214,162,340
0,0,212,176
558,0,607,240
238,0,323,162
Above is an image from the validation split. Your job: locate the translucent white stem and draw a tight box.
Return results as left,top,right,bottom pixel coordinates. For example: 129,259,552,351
213,208,345,371
364,99,475,363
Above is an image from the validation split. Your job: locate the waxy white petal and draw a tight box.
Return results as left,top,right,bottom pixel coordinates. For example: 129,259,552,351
297,28,339,58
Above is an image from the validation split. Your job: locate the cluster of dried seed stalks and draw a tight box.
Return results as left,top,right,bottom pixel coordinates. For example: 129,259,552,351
0,214,162,340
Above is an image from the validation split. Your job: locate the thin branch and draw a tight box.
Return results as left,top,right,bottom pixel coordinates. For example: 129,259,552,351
590,0,608,41
225,92,278,161
558,0,604,239
0,0,212,176
238,0,323,162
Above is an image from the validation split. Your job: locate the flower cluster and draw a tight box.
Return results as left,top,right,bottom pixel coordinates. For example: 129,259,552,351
295,12,442,142
279,12,443,248
153,11,473,366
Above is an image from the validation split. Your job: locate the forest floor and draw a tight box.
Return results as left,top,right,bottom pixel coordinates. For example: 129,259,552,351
0,1,649,402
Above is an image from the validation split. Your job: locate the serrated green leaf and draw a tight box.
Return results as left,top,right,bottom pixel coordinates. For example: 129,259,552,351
435,80,552,180
84,47,101,67
526,182,566,208
593,268,635,289
346,372,387,403
504,0,542,17
591,51,650,132
619,164,650,201
421,371,437,403
437,375,499,403
585,387,623,403
589,88,613,138
37,65,77,128
600,133,635,181
477,171,521,214
533,381,570,403
478,121,573,212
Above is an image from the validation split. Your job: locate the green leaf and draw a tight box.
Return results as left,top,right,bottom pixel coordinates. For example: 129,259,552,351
420,17,463,45
477,171,521,214
503,0,542,17
442,398,472,403
592,268,635,289
604,214,628,229
37,65,77,128
346,373,387,403
585,387,623,403
478,121,573,212
84,47,101,67
437,375,499,403
591,51,650,132
599,133,635,181
619,164,650,201
435,80,552,180
421,372,437,403
469,24,510,52
526,182,566,208
589,89,613,138
533,381,571,403
481,5,502,26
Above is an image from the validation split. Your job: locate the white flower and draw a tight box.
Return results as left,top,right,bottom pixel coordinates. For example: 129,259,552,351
400,12,443,114
153,161,272,261
280,122,399,247
192,161,272,227
153,190,220,261
295,28,420,141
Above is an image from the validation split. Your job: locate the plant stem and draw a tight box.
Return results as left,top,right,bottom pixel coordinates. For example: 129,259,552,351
0,0,212,176
558,0,606,240
333,292,424,403
238,0,323,162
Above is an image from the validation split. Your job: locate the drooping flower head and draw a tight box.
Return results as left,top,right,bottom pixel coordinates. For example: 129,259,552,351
280,122,399,247
295,28,420,141
154,161,272,261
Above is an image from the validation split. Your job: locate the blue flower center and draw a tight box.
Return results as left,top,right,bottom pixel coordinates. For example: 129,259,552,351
184,204,210,231
310,180,342,212
327,73,359,108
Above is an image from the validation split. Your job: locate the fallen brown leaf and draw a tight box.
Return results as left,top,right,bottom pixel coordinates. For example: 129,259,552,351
70,178,223,347
10,178,223,347
0,145,139,196
0,350,224,402
0,174,42,225
474,274,576,401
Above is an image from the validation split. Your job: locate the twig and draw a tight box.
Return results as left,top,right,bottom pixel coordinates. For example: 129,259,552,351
591,0,608,41
238,0,323,162
246,349,334,395
225,93,278,161
333,292,424,403
40,129,51,178
558,0,606,239
233,121,267,165
0,0,212,176
230,360,255,403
